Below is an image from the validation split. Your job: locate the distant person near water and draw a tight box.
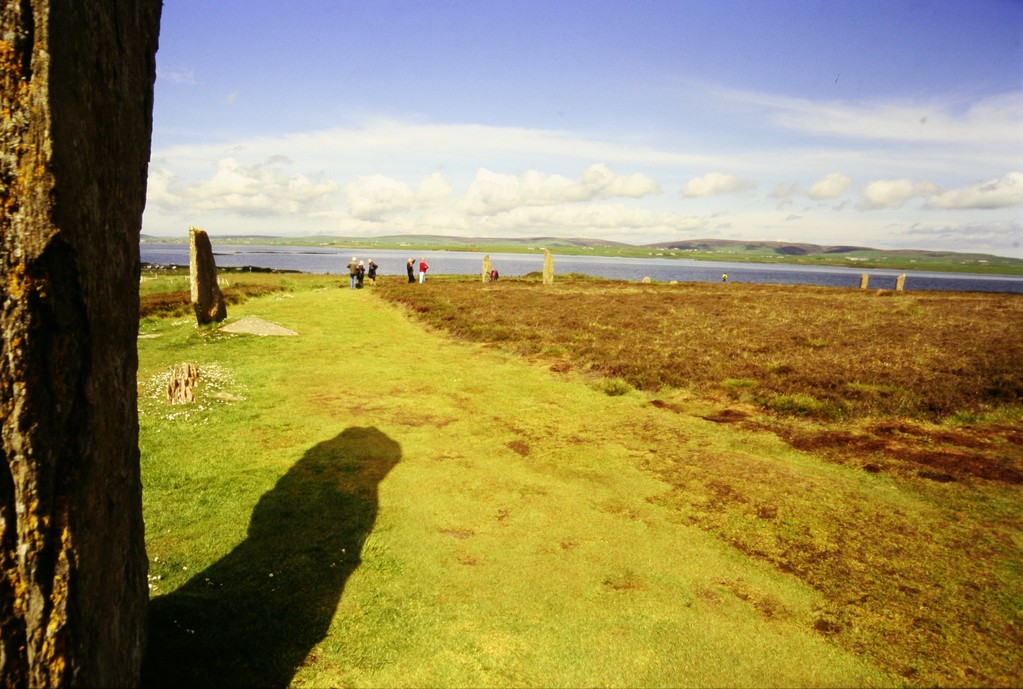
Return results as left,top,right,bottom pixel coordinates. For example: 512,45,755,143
419,258,429,284
367,259,378,285
722,273,728,282
347,257,359,289
490,268,499,282
406,258,415,283
356,260,366,289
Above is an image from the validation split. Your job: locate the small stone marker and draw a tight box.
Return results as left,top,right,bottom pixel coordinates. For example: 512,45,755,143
166,363,199,404
860,274,869,289
543,248,554,286
895,273,906,292
642,276,652,284
482,254,492,283
189,226,227,325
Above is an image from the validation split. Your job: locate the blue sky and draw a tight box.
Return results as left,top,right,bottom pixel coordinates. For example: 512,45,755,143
144,0,1023,256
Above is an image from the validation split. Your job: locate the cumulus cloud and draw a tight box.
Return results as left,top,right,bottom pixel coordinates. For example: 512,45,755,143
926,172,1023,210
808,172,853,200
416,171,454,205
345,175,415,220
463,164,659,215
859,178,939,210
147,157,338,216
682,172,754,198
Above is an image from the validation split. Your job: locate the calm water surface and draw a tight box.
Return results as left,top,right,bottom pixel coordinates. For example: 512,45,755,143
140,243,1023,294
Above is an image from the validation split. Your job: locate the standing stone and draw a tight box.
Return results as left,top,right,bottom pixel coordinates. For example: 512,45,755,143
482,254,492,283
543,248,554,286
895,273,907,292
189,227,227,325
0,1,161,687
860,274,870,289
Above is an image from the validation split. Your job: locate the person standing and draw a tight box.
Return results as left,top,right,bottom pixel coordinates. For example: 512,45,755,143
406,258,415,283
356,260,366,288
418,257,429,284
347,256,359,289
367,259,378,285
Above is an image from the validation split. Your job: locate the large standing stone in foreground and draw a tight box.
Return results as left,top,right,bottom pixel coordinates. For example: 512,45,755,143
190,226,227,325
543,248,555,286
482,254,492,283
0,1,162,686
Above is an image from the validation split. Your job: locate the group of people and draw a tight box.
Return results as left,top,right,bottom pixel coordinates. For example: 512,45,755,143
406,258,429,284
344,256,499,286
345,257,378,289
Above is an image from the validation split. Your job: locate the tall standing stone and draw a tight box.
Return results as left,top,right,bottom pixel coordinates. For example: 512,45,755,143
543,248,554,286
0,1,161,687
482,254,492,283
189,227,227,325
895,273,907,292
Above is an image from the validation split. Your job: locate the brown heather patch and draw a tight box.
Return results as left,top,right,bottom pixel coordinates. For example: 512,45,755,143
140,283,287,319
378,278,1023,420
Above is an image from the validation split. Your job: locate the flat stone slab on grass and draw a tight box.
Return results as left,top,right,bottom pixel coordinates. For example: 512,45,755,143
220,316,298,337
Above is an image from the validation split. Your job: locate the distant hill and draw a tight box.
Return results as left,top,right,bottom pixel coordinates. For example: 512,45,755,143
139,233,1023,274
646,238,873,254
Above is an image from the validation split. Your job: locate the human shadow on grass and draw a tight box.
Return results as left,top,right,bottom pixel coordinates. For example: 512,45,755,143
142,426,401,688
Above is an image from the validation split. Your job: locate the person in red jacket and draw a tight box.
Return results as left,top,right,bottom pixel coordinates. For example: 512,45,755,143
418,258,429,284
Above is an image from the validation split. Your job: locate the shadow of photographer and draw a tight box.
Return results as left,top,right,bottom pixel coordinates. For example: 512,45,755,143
143,426,401,687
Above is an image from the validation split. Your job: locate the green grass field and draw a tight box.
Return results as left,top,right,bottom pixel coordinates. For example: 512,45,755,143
138,274,1022,688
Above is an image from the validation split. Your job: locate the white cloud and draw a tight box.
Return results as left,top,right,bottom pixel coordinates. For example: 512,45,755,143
147,157,338,217
926,172,1023,210
859,178,939,210
463,203,708,238
345,174,415,220
580,163,661,198
416,172,454,206
463,164,659,215
682,172,754,197
157,66,197,85
808,172,853,200
722,88,1023,148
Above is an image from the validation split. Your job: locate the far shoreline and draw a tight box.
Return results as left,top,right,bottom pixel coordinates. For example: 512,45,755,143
139,234,1023,276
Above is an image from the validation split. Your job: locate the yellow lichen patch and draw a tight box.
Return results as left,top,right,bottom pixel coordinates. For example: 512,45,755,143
39,523,72,682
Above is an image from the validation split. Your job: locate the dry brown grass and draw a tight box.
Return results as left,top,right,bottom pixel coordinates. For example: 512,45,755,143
378,277,1023,420
140,282,287,319
377,276,1023,488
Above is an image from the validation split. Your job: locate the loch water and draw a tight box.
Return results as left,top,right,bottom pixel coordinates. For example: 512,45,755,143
140,243,1023,294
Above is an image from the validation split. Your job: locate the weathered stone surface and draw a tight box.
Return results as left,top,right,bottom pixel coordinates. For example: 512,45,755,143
0,1,161,686
543,248,554,286
481,254,492,283
166,363,199,404
220,316,299,337
189,227,227,324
